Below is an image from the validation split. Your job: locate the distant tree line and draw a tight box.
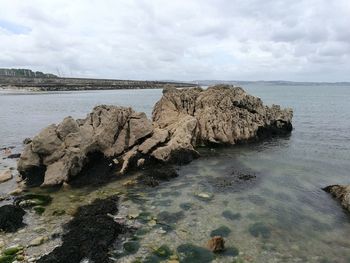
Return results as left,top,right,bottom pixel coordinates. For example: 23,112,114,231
0,68,57,78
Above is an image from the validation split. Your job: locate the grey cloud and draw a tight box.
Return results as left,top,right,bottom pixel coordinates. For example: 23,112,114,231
0,0,349,81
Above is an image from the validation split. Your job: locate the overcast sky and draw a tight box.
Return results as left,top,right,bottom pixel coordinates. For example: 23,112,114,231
0,0,349,81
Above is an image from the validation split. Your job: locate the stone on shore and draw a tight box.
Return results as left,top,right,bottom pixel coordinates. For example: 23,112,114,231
17,85,293,187
323,184,350,212
0,169,12,183
207,236,225,252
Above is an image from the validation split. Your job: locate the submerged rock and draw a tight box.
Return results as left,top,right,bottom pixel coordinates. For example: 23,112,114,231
177,243,214,263
323,185,350,212
207,236,225,252
37,195,127,263
0,205,25,232
248,222,271,239
17,85,293,187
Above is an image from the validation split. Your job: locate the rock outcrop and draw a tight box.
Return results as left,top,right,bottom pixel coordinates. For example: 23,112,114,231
323,185,350,212
17,85,293,187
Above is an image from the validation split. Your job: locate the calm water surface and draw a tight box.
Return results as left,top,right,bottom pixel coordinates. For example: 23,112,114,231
0,84,350,262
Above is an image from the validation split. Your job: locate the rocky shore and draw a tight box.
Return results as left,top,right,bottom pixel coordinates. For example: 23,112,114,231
0,85,295,262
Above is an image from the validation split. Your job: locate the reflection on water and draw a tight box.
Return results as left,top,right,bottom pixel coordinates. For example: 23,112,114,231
1,84,350,262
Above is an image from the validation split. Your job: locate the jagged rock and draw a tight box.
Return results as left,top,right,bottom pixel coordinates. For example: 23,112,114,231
152,85,293,146
17,85,293,187
0,169,12,183
17,106,154,187
323,185,350,212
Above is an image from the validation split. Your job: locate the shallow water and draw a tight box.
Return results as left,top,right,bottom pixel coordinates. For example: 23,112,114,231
1,84,350,262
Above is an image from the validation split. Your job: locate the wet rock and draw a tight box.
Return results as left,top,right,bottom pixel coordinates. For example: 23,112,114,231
179,202,193,211
210,226,231,237
0,205,25,232
248,222,271,239
0,170,12,183
157,211,185,224
37,195,127,263
15,194,52,208
152,245,172,258
23,138,32,145
222,210,241,221
323,185,350,212
207,236,225,252
33,206,45,215
2,246,22,255
177,244,214,263
137,166,178,187
123,241,140,254
5,154,21,159
195,192,213,201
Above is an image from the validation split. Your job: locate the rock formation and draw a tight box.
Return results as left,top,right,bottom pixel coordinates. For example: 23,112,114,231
17,85,293,187
323,185,350,212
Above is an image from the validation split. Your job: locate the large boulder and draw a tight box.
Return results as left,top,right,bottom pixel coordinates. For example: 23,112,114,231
18,105,155,187
17,85,293,187
323,185,350,212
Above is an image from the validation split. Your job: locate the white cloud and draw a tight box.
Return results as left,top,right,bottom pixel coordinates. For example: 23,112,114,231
0,0,349,81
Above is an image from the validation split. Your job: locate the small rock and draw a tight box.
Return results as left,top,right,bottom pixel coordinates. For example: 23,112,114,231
0,169,13,183
207,236,225,252
29,236,46,247
8,188,23,196
23,138,32,145
195,192,213,201
0,240,5,248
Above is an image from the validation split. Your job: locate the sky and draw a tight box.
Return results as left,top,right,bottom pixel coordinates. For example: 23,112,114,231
0,0,349,81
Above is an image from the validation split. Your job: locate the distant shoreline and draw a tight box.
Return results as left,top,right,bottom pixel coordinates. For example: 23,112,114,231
0,75,198,92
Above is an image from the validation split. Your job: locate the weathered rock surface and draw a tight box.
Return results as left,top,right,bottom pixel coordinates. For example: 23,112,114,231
17,85,293,187
323,185,350,212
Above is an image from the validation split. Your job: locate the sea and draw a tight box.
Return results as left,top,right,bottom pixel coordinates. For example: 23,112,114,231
0,83,349,262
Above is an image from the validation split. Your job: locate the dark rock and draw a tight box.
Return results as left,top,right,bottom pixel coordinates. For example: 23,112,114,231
37,195,127,263
222,210,241,221
23,138,32,145
157,211,184,224
0,205,25,232
5,153,21,159
152,245,172,258
123,241,140,254
177,243,214,263
137,166,178,187
210,226,231,237
248,222,271,239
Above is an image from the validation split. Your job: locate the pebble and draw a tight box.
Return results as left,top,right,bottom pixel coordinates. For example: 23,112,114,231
29,236,47,247
28,258,36,262
18,229,26,234
0,240,5,248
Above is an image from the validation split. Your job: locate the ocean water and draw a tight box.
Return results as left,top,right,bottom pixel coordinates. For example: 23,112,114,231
0,84,350,262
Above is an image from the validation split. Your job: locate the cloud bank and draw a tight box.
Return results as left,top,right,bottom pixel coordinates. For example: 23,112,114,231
0,0,349,81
